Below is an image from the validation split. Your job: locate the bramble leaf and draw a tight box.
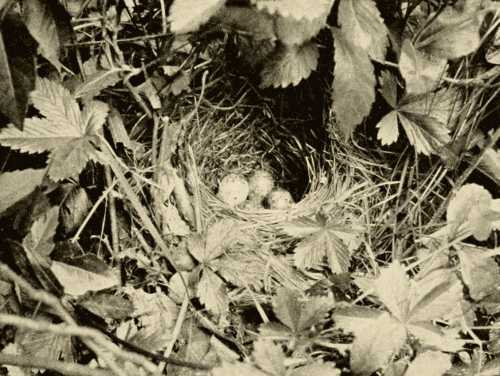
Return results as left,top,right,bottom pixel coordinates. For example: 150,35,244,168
331,28,376,140
168,0,225,34
338,0,388,60
260,42,319,88
0,79,109,181
197,268,228,316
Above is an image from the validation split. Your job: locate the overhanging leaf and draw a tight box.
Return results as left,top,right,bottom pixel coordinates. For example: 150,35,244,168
23,0,62,71
275,15,326,45
331,27,376,139
338,0,388,60
168,0,225,34
260,42,319,88
216,6,276,42
73,68,122,99
416,7,483,59
0,14,36,128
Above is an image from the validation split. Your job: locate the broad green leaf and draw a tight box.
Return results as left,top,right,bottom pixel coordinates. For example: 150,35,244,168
376,111,399,145
50,260,119,296
252,0,334,21
457,244,500,300
399,39,447,95
0,168,46,214
371,261,411,322
23,206,59,257
447,184,500,241
331,28,376,140
253,339,286,376
168,0,225,34
405,351,451,376
0,14,36,128
350,312,407,376
397,112,450,156
260,42,319,88
23,0,62,71
338,0,388,60
416,6,483,59
197,269,228,316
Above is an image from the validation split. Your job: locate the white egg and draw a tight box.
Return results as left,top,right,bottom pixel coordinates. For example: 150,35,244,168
217,173,250,207
267,188,294,210
248,169,274,199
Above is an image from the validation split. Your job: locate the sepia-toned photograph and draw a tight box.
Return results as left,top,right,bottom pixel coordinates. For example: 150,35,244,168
0,0,499,375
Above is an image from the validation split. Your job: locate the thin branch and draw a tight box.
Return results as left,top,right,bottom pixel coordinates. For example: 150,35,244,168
0,354,112,376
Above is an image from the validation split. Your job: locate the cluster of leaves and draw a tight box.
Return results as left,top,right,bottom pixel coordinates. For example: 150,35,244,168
168,0,500,154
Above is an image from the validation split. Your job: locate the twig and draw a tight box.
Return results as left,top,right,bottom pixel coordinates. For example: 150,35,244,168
0,354,112,376
0,263,159,376
104,166,120,257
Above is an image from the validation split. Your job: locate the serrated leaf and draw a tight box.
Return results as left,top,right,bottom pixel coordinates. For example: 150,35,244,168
331,27,376,139
275,14,327,46
0,168,46,214
405,351,451,376
79,293,134,320
23,0,62,71
23,206,59,257
399,39,447,95
457,244,500,300
197,269,228,316
253,339,286,376
50,261,119,296
0,14,36,128
447,183,500,240
406,323,464,351
397,112,450,156
371,261,411,322
73,68,121,99
251,0,334,21
416,6,483,59
350,312,407,376
338,0,388,60
260,42,318,88
273,288,333,334
31,78,82,130
216,253,265,289
168,0,225,34
376,111,399,145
